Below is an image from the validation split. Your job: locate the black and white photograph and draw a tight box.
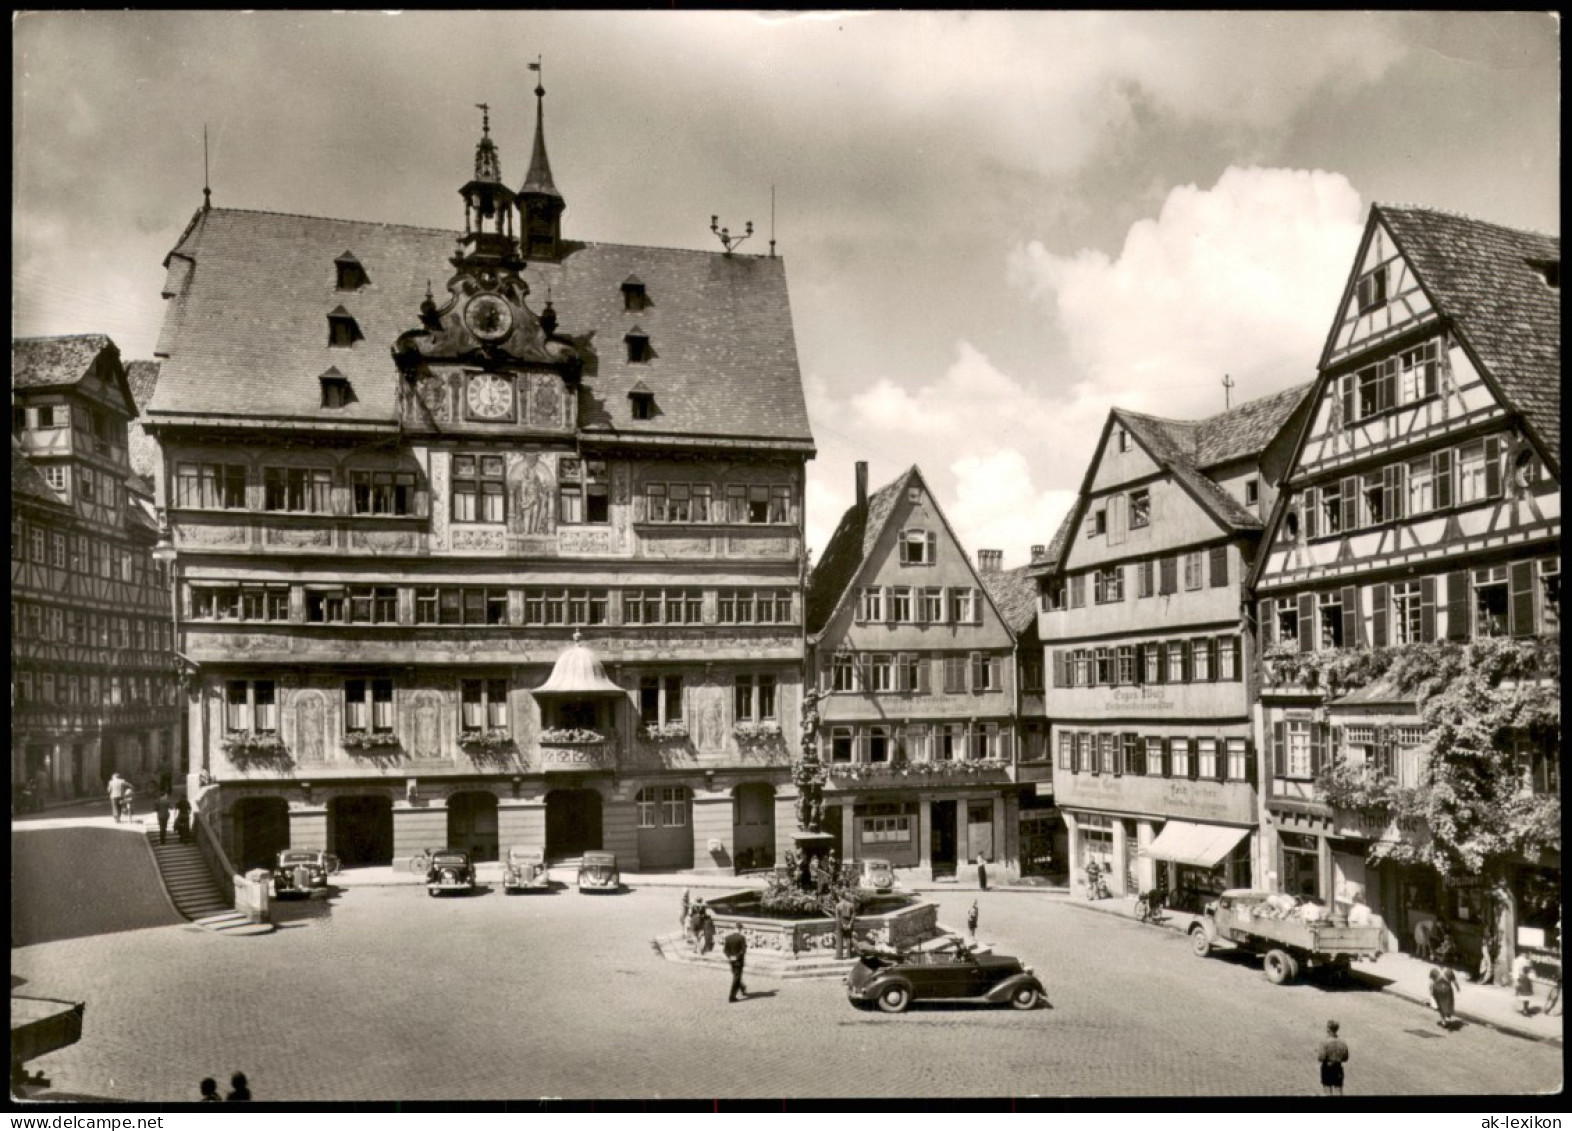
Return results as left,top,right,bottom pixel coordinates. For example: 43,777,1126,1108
10,10,1561,1108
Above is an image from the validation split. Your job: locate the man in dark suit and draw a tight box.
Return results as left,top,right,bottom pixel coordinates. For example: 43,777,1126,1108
723,923,748,1003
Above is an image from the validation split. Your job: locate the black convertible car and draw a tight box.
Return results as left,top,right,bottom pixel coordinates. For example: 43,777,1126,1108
846,938,1044,1013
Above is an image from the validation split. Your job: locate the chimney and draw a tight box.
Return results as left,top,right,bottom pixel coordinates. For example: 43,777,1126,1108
1030,544,1045,560
978,549,1002,574
855,461,868,515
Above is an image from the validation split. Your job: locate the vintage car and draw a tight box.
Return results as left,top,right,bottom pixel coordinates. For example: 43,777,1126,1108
271,850,339,898
502,846,551,893
846,937,1044,1013
857,857,896,893
425,849,476,897
577,851,620,893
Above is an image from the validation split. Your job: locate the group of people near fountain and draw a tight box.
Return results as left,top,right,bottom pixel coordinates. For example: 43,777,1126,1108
681,889,715,953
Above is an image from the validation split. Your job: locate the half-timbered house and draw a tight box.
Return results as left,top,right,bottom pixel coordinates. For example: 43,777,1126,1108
11,335,182,800
805,463,1034,882
1032,384,1312,902
142,87,814,873
1250,205,1560,966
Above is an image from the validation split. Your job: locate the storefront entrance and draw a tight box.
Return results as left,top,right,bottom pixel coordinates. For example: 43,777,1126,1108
330,795,394,867
930,800,957,877
545,788,603,861
732,782,776,870
232,796,290,871
1017,796,1061,879
447,791,499,862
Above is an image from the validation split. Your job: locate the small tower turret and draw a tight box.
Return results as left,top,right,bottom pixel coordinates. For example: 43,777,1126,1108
518,64,566,261
457,103,522,271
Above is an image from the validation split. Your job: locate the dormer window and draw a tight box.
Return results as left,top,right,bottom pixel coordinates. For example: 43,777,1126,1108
328,307,363,348
1355,265,1387,313
1527,258,1560,289
628,381,655,421
319,368,356,409
335,252,368,291
625,327,653,364
621,276,649,312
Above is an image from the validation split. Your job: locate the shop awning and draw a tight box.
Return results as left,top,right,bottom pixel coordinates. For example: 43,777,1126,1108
530,633,627,699
1140,821,1250,869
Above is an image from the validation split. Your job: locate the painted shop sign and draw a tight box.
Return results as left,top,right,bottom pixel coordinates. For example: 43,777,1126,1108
1058,773,1253,825
1106,688,1173,711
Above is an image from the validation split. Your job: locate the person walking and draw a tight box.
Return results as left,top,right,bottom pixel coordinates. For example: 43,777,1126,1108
976,852,989,891
967,900,980,942
154,792,172,846
156,760,174,797
226,1072,251,1101
834,893,858,960
723,923,748,1003
680,887,691,929
698,902,716,955
198,1078,221,1102
1316,1020,1349,1095
107,772,130,822
1429,965,1460,1029
173,798,192,845
1511,951,1535,1016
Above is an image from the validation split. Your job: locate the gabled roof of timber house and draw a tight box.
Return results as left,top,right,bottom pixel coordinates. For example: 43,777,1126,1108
146,207,813,450
981,563,1039,639
12,335,138,418
11,437,70,513
1374,205,1561,471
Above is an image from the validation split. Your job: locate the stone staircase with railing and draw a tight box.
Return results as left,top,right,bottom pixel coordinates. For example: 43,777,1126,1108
142,824,269,935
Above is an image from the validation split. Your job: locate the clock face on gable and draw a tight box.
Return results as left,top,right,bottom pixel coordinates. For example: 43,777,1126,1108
465,373,515,420
464,293,515,342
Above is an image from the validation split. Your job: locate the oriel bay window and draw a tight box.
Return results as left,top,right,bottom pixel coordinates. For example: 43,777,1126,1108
345,678,395,734
264,466,333,512
461,678,509,733
225,680,277,734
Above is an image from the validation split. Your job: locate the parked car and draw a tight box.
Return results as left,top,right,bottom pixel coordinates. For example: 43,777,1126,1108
271,850,339,898
857,857,896,893
425,849,476,897
846,937,1045,1013
577,851,620,893
502,846,550,893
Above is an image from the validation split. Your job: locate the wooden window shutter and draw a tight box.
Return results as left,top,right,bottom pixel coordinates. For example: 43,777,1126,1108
1107,493,1126,546
1207,637,1220,682
945,655,966,694
1186,738,1199,781
1272,722,1286,778
1244,740,1258,786
1160,556,1177,595
1484,437,1503,498
1341,585,1360,648
1159,737,1171,778
1297,594,1315,652
989,655,1002,690
854,591,866,625
1445,571,1471,640
858,654,873,689
1433,450,1453,509
1209,545,1228,588
1153,643,1166,684
1384,464,1405,521
1133,643,1145,685
1215,739,1227,782
885,587,896,625
1232,634,1244,681
1371,583,1388,647
1070,733,1082,773
1179,640,1192,683
1419,577,1437,643
1052,650,1066,689
916,656,931,694
1339,477,1358,532
1260,598,1276,647
1340,375,1356,428
1303,488,1318,541
926,531,936,561
1510,561,1536,636
898,530,909,564
1310,722,1326,777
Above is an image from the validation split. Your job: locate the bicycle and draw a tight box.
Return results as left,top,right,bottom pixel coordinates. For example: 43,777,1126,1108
1136,888,1167,925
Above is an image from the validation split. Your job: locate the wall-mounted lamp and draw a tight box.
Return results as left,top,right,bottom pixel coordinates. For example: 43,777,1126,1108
406,778,419,805
511,775,523,799
704,770,716,791
299,781,313,804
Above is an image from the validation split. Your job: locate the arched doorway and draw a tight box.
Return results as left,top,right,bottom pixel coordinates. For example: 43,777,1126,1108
545,789,603,861
232,796,291,871
447,791,499,862
634,785,693,870
330,794,393,867
732,782,776,870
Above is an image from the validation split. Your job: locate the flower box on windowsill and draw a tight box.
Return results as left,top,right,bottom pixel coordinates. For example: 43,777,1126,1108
641,722,689,742
537,728,605,746
459,729,515,752
343,731,401,752
222,732,290,763
827,758,1007,783
732,721,783,745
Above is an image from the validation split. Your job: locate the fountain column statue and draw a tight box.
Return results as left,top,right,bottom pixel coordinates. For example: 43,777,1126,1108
790,688,834,887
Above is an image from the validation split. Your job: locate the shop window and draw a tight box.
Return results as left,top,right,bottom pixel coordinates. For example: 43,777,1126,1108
1280,833,1321,899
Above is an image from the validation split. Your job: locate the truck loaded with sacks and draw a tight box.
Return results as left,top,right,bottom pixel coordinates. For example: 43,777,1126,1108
1189,890,1384,985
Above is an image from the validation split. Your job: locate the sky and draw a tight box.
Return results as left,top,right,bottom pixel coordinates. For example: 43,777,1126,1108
12,11,1560,566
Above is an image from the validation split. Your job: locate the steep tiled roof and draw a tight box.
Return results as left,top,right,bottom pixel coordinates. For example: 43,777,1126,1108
1026,509,1077,576
12,334,114,390
147,208,813,447
11,438,68,510
1116,411,1263,531
805,467,915,636
1193,382,1314,468
1377,205,1561,468
981,564,1038,635
124,360,161,408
